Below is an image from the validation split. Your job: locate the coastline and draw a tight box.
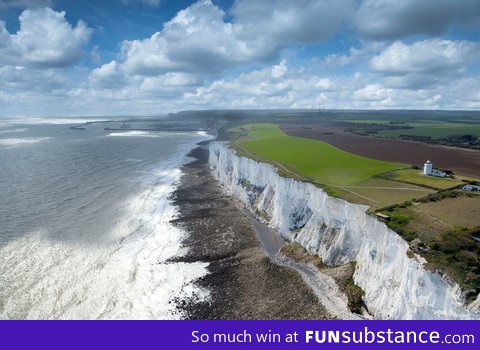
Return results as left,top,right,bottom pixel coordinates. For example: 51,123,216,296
170,142,333,319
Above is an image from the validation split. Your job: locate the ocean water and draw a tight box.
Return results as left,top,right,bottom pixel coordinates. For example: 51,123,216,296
0,118,210,319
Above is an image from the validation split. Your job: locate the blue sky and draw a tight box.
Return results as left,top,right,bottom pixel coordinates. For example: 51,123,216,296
0,0,479,116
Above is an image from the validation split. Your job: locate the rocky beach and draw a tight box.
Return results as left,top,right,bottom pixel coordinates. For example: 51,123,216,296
171,142,333,319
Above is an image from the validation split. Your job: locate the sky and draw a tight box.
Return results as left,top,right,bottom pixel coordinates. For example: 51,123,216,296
0,0,480,117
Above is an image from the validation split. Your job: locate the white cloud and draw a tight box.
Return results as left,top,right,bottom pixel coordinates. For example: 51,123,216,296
2,0,480,116
156,72,199,87
353,84,392,102
0,65,68,92
140,73,200,98
0,7,92,68
451,78,480,108
116,0,355,76
231,0,355,56
370,40,480,75
382,74,441,90
119,0,254,75
182,61,338,108
369,39,480,89
4,60,480,116
90,61,127,89
270,59,287,78
356,0,480,40
325,47,363,67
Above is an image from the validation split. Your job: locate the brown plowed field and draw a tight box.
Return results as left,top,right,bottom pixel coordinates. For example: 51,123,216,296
280,123,480,177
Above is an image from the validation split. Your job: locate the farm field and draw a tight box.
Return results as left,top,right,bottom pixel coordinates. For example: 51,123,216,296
382,169,464,189
377,122,480,138
418,196,480,228
234,124,404,187
339,178,434,209
389,195,480,242
232,123,440,209
337,117,480,138
280,123,480,177
379,191,480,295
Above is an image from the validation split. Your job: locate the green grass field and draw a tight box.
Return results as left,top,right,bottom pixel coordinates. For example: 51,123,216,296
230,121,480,299
382,169,464,189
340,178,433,208
235,124,405,187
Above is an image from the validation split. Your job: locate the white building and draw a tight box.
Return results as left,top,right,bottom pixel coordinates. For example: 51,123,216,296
423,160,433,175
422,160,446,178
463,185,480,192
431,169,446,178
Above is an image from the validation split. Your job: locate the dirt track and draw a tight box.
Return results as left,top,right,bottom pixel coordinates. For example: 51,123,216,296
281,123,480,178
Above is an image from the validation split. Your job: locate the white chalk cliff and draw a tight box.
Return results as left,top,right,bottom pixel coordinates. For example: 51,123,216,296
209,141,480,320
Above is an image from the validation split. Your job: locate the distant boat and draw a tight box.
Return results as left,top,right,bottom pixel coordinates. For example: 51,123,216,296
120,124,131,129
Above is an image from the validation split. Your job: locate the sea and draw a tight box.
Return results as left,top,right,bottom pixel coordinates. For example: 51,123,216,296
0,117,211,319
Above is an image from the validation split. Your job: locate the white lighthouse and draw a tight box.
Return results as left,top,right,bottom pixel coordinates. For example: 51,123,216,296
423,160,432,176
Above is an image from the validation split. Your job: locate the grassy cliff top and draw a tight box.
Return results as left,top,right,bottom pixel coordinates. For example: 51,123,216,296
231,123,404,187
228,122,480,302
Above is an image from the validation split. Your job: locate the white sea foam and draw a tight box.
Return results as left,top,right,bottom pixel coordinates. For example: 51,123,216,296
124,158,145,163
106,131,166,138
0,128,28,134
0,137,50,147
106,130,209,139
0,225,209,319
0,133,211,319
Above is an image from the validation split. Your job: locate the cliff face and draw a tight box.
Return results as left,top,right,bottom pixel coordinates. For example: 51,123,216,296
209,141,480,320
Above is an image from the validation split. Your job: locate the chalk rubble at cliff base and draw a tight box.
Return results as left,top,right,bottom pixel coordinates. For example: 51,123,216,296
209,141,480,320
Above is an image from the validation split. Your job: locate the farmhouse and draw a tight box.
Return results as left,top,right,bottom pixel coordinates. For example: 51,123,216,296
422,160,446,178
462,184,480,192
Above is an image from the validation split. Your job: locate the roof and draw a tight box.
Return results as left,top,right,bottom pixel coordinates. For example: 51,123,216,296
376,213,390,220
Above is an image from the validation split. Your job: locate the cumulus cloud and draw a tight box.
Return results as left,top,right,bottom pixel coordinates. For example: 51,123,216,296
352,84,451,109
3,0,480,116
5,58,480,116
116,0,355,76
86,0,359,105
0,65,68,94
270,59,288,79
118,0,254,75
231,0,355,56
182,60,338,109
139,73,200,99
90,61,128,89
370,40,480,74
369,39,480,88
0,7,92,68
325,47,363,67
449,78,480,107
353,84,392,102
356,0,480,40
